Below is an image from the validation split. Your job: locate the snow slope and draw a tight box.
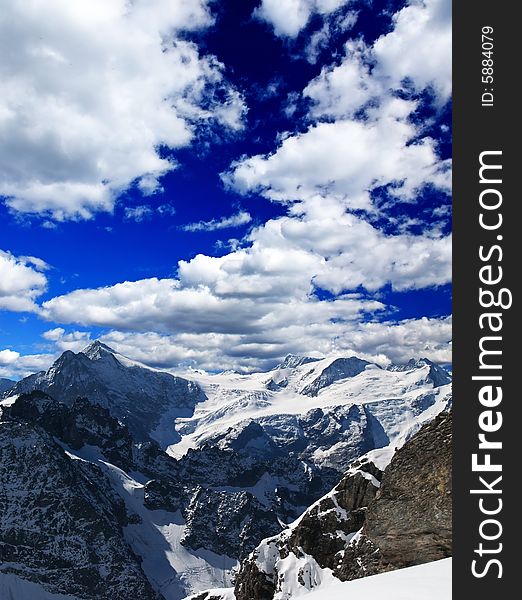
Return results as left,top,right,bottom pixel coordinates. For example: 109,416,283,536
185,559,451,600
169,356,451,470
65,445,237,600
302,558,451,600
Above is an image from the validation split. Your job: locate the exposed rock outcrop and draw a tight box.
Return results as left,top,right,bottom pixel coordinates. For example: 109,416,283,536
0,417,159,600
233,412,452,600
364,410,452,568
234,459,381,600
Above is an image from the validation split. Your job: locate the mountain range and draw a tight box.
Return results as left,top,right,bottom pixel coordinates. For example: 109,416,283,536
0,342,452,599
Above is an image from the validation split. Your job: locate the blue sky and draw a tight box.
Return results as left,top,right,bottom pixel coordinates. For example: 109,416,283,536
0,0,451,378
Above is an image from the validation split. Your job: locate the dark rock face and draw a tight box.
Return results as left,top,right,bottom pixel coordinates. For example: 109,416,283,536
0,378,15,394
364,411,452,568
234,459,381,600
233,412,452,600
1,392,349,598
288,464,381,572
0,418,159,600
6,391,134,470
235,560,276,600
300,357,371,396
208,403,385,474
182,488,282,559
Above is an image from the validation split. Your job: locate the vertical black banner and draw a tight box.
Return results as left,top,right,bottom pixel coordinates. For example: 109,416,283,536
453,1,516,597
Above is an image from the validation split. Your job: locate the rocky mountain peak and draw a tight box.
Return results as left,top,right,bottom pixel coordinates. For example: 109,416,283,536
277,354,321,369
3,344,205,445
82,340,119,361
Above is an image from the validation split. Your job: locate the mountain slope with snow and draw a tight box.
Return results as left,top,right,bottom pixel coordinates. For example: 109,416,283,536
293,558,451,600
3,341,204,443
0,378,15,394
1,347,452,600
192,412,452,600
171,355,451,472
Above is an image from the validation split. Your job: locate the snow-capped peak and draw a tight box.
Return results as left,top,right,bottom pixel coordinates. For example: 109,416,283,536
277,355,321,370
81,340,118,361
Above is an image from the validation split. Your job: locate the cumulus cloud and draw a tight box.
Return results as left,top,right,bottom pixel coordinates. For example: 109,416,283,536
33,314,450,374
0,349,20,365
41,276,384,335
38,193,450,370
0,250,49,312
182,211,252,232
303,40,379,118
0,351,55,380
254,0,351,38
303,0,451,115
230,0,452,209
373,0,452,102
3,0,452,373
42,328,92,352
225,97,450,209
0,0,246,220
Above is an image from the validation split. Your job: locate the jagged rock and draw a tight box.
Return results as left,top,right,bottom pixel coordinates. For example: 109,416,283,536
232,412,452,599
143,478,183,512
0,418,160,600
364,411,452,568
6,391,135,471
0,378,15,394
388,358,451,387
300,357,371,396
235,560,276,600
1,350,452,599
234,460,381,600
277,355,321,370
181,488,283,559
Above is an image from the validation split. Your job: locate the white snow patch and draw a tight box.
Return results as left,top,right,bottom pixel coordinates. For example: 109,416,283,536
0,395,18,407
301,558,452,599
99,460,237,600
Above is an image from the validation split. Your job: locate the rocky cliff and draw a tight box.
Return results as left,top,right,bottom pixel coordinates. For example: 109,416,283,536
231,411,452,600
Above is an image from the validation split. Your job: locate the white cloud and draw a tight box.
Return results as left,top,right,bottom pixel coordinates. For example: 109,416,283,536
182,211,252,232
0,250,48,312
225,97,450,210
43,314,450,373
0,0,246,220
0,352,56,380
304,40,379,118
123,203,177,221
124,205,155,222
0,349,20,365
42,327,65,342
250,203,451,292
2,0,452,374
38,192,450,370
254,0,351,38
42,328,92,352
41,276,384,335
374,0,452,102
305,12,358,63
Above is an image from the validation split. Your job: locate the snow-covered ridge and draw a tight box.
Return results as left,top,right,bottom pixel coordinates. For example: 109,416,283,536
169,355,451,470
